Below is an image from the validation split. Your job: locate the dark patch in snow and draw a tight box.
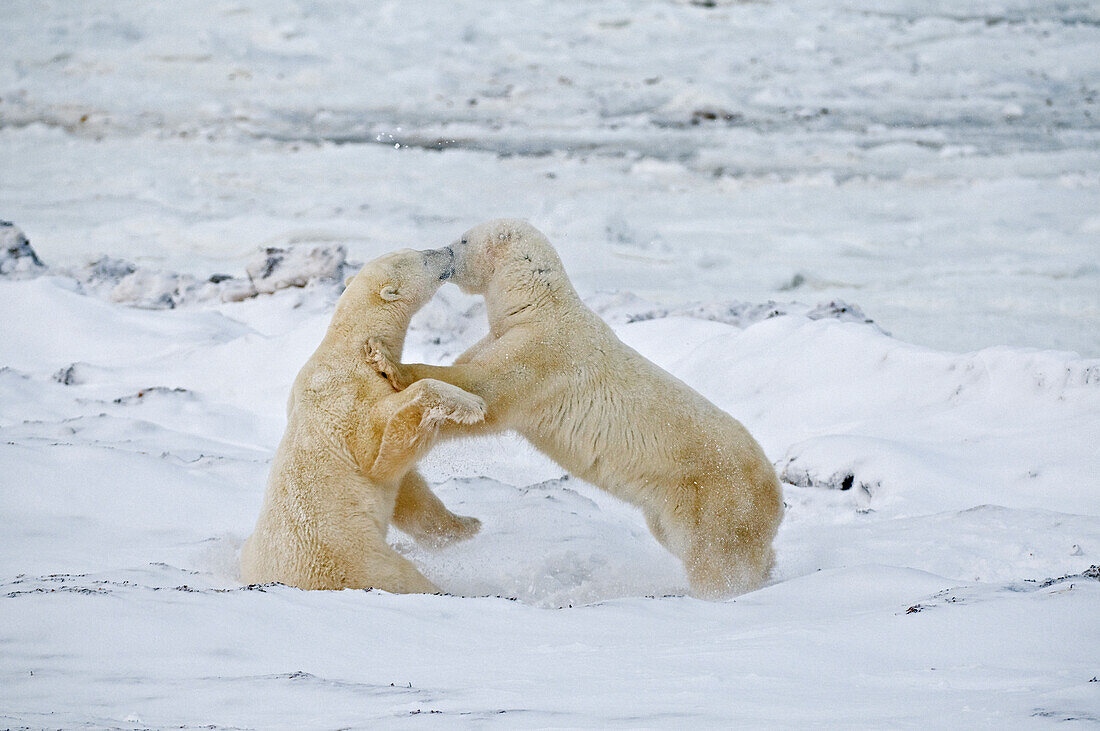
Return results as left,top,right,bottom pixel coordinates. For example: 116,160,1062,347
650,107,747,130
79,256,138,286
1031,709,1100,723
906,588,970,613
53,364,80,385
111,386,190,405
216,671,436,704
6,586,110,598
807,300,877,325
1030,564,1100,589
906,570,1100,617
256,249,284,279
1,573,277,598
239,242,352,298
778,457,879,499
779,273,806,291
588,290,884,332
0,221,46,278
689,107,743,125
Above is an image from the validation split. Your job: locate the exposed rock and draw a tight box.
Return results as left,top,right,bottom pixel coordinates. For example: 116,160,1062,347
7,239,356,309
0,221,46,278
234,243,350,300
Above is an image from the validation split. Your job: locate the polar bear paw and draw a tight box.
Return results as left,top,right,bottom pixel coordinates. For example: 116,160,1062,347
423,513,483,550
365,336,407,389
435,383,487,426
412,379,487,428
448,394,488,425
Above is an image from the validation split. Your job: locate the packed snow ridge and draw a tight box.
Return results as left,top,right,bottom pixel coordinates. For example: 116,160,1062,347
0,220,357,308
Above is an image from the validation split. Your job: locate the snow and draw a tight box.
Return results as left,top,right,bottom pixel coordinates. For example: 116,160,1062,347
2,0,1099,727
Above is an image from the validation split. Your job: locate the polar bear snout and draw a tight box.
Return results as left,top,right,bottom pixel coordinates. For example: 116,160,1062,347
422,245,455,281
439,233,490,294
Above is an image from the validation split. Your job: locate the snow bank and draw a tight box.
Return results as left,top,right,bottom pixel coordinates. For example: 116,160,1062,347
1,272,1097,725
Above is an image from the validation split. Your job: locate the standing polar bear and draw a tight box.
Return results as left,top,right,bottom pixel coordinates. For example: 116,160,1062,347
370,219,783,599
240,247,485,593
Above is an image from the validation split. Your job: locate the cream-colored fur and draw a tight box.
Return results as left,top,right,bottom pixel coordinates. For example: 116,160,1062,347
240,248,484,592
369,220,783,599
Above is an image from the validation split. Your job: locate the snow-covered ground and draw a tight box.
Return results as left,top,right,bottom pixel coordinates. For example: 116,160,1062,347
2,1,1099,727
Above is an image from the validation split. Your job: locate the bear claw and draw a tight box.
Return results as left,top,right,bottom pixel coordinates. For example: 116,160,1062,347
365,336,405,388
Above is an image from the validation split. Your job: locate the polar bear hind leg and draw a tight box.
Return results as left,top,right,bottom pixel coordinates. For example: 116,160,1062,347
684,534,773,600
646,487,776,599
684,493,777,599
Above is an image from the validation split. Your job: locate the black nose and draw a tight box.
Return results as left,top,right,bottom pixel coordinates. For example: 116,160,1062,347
423,246,455,280
440,247,455,280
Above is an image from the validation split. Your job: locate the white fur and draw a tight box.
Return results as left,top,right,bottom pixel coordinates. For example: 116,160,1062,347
240,248,484,592
372,220,783,598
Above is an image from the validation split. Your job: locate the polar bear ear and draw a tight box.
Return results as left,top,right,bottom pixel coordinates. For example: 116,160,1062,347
344,274,356,287
379,284,401,301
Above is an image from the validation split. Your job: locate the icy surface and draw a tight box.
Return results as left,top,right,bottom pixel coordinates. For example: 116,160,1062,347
2,1,1100,728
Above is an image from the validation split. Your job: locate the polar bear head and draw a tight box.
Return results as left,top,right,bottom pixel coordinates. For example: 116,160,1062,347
445,219,564,296
337,247,454,325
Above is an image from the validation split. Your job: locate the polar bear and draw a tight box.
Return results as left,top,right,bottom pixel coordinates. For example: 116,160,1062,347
239,247,485,593
369,220,783,598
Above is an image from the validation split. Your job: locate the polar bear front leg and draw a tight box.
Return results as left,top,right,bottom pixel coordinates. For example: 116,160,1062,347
391,470,482,549
364,336,498,397
368,378,487,482
452,331,498,365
